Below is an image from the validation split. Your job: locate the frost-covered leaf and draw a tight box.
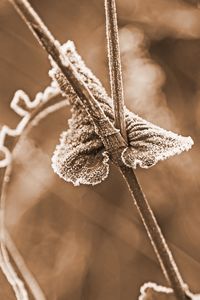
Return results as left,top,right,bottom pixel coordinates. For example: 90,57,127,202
50,41,113,185
139,282,200,300
50,41,193,186
51,128,110,186
123,110,193,169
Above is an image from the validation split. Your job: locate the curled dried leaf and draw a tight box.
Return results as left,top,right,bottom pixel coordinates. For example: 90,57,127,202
50,41,193,186
123,110,193,169
50,41,113,185
52,129,110,186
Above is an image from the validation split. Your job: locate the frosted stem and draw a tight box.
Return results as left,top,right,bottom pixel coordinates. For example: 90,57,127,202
0,94,68,300
0,166,29,300
104,1,188,299
5,230,46,300
104,0,127,140
119,165,189,300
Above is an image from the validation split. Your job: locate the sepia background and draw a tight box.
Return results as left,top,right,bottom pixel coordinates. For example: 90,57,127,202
0,0,200,299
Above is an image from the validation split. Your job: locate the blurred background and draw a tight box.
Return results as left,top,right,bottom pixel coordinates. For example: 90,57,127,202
0,0,200,299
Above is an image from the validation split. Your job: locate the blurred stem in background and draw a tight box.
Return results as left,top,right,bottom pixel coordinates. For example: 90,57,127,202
0,90,68,300
185,0,200,8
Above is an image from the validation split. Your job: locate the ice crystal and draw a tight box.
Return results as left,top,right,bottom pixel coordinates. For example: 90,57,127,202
139,282,200,300
50,41,193,186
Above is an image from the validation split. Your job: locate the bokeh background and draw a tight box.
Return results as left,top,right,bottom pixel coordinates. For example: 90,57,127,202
0,0,200,299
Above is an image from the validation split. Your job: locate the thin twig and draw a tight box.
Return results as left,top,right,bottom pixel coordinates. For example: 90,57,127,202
0,165,29,300
120,165,188,299
0,93,68,300
104,1,188,299
104,0,127,140
8,1,117,129
5,230,46,300
9,0,129,154
8,0,189,299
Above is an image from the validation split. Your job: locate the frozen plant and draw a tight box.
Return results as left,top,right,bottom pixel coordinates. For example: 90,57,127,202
0,0,198,299
49,41,193,186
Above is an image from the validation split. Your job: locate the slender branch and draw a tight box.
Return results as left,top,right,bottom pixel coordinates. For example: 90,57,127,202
8,1,116,130
0,94,69,300
104,1,189,300
120,165,189,300
5,230,46,300
104,0,127,140
8,1,189,299
9,0,128,157
0,165,29,300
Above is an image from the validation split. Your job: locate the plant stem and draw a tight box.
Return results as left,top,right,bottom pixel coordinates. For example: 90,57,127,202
0,165,29,300
9,0,114,127
104,0,127,140
104,1,188,299
9,0,189,299
5,231,46,300
9,0,128,152
0,95,68,300
120,164,188,300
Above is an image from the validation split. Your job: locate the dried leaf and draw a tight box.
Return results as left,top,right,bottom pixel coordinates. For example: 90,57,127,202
50,41,113,185
139,282,200,300
122,110,193,169
50,41,193,186
51,129,110,186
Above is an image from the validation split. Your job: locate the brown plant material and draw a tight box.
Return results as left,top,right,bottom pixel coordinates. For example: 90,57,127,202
49,41,193,186
105,0,127,138
0,87,68,300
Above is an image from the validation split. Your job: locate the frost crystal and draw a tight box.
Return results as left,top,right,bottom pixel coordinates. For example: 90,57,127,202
50,41,193,186
139,282,200,300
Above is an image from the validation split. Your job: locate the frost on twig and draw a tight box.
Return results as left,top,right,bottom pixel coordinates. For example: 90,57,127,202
0,86,66,300
5,231,46,300
139,282,173,300
139,282,200,300
50,41,193,186
0,242,29,300
0,85,59,168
